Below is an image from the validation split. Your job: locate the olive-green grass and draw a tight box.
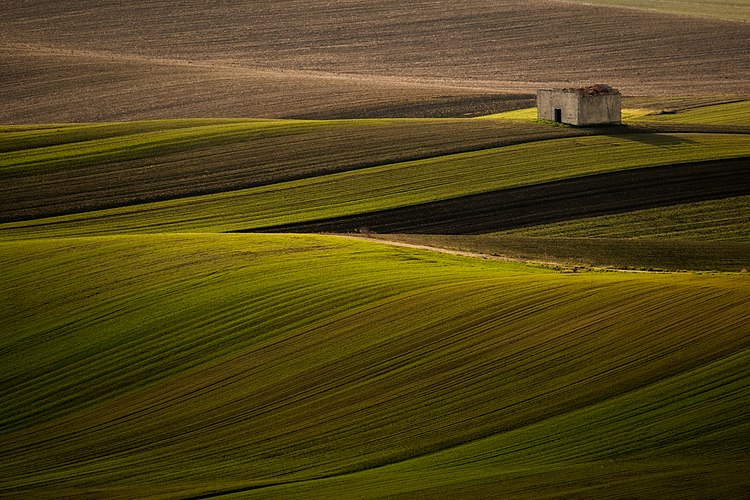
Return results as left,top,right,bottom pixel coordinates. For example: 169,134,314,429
3,132,748,239
0,117,582,221
1,233,748,498
2,99,749,498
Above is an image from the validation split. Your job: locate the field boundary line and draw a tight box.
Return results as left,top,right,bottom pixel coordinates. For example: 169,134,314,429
332,234,660,273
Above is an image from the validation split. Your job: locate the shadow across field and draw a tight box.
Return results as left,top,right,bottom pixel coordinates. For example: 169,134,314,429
614,132,697,147
250,157,750,235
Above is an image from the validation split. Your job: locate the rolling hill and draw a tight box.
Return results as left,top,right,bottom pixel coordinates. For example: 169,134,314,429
1,97,749,497
1,233,748,499
2,2,749,497
0,118,583,221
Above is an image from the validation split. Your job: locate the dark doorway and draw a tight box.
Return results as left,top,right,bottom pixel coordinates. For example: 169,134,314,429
554,108,562,123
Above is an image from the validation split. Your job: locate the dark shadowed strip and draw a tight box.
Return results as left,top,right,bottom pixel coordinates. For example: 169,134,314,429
246,158,750,235
286,94,536,119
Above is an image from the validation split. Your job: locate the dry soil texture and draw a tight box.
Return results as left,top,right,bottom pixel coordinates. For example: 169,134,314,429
2,0,749,123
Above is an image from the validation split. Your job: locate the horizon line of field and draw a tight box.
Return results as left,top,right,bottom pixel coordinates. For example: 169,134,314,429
241,157,750,235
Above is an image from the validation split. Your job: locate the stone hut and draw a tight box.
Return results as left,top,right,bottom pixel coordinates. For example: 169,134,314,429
537,84,621,125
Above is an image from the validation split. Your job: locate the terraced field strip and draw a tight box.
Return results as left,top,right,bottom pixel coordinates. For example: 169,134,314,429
2,133,749,239
634,100,750,126
0,120,321,173
485,100,750,134
366,233,750,272
622,96,747,113
0,118,582,221
254,158,750,235
499,195,750,241
1,233,748,498
0,119,264,153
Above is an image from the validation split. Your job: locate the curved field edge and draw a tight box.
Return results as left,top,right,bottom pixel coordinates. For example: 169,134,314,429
0,119,276,153
2,133,749,239
496,195,750,241
1,233,749,498
358,233,750,272
0,118,584,221
250,158,750,237
0,117,576,171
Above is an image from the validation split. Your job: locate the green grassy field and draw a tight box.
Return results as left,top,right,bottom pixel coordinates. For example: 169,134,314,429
0,118,582,221
1,234,748,498
635,101,750,126
496,195,750,241
2,99,750,498
3,132,749,239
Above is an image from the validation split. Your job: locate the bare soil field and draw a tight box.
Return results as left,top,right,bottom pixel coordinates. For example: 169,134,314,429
552,0,750,22
2,1,749,123
252,157,750,234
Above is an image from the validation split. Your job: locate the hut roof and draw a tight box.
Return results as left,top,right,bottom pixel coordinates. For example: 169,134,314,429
572,84,620,96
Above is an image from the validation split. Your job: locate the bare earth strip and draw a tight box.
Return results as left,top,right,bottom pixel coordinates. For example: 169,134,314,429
251,158,750,234
2,0,750,122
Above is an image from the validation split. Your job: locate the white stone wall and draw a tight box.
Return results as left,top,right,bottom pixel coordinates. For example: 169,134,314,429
537,89,621,126
537,89,579,124
577,93,621,125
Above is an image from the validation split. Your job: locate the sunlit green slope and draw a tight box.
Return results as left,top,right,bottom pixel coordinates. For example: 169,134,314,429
1,233,748,498
378,101,750,269
632,100,750,126
0,117,579,221
3,132,749,239
498,195,750,241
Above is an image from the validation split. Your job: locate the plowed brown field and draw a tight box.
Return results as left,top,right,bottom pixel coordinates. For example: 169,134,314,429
2,0,749,123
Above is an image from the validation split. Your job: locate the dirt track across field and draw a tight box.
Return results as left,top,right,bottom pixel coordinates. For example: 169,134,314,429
252,157,750,234
2,1,749,123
